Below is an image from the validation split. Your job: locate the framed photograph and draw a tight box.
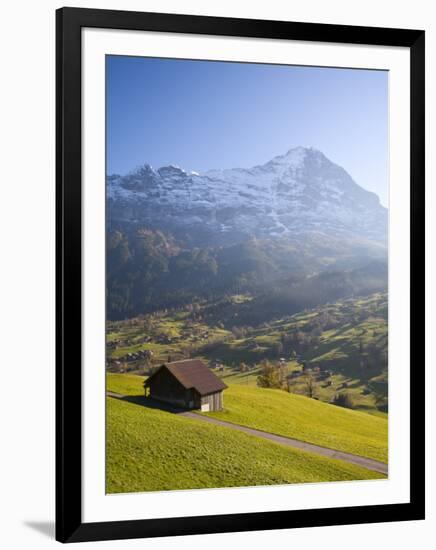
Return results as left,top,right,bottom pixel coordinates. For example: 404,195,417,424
56,7,425,543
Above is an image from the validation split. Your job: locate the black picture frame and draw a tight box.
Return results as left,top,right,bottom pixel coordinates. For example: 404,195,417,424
56,7,425,543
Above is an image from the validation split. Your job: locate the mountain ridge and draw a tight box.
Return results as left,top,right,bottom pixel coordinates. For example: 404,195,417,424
107,147,387,248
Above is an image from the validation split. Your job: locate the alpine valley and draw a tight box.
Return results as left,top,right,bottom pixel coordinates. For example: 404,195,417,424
106,145,390,497
105,40,394,495
107,147,388,321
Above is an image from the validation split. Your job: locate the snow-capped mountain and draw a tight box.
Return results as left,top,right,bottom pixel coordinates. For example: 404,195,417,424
107,147,387,247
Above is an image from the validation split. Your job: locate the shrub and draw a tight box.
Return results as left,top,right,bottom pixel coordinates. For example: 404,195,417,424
332,392,355,409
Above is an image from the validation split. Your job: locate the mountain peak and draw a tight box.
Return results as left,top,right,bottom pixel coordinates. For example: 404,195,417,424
285,145,310,156
262,146,332,172
107,147,387,246
272,146,329,164
267,146,307,166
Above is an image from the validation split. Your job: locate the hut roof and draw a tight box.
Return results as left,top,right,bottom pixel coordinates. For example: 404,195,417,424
146,359,227,396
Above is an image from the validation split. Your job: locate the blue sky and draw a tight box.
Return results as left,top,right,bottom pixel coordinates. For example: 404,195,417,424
107,56,388,206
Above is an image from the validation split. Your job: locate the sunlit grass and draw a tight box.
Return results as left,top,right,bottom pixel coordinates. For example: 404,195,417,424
106,397,384,494
205,385,388,463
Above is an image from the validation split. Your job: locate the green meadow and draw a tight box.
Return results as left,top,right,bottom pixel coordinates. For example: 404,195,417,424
106,395,384,494
105,291,388,492
204,385,388,463
107,372,387,468
107,373,145,396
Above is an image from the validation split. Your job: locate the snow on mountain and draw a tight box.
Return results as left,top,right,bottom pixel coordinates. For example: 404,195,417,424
107,147,387,246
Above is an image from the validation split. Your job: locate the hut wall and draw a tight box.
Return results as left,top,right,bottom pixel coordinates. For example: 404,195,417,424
148,368,193,408
200,391,223,412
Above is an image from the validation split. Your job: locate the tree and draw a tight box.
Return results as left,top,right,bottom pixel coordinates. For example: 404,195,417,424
302,373,317,398
239,362,248,373
231,326,245,339
256,360,282,389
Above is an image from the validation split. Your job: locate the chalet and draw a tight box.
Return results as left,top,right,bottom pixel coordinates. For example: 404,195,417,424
144,359,227,412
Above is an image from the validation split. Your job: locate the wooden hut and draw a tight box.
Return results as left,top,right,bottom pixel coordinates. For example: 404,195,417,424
144,359,227,411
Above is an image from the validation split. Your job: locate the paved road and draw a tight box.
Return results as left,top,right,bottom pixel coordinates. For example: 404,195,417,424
180,411,387,474
107,392,387,475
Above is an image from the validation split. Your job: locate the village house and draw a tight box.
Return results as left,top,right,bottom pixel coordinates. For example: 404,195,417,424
144,359,227,412
209,358,224,370
287,370,303,379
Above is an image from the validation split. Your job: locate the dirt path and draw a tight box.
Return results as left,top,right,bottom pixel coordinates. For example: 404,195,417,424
107,392,388,475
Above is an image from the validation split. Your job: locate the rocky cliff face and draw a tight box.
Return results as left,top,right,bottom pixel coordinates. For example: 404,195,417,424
107,147,387,248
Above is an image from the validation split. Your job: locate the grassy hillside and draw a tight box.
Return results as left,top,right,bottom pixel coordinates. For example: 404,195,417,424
106,293,387,414
202,294,388,413
106,396,384,494
107,373,145,396
205,385,388,463
106,374,387,463
206,293,387,370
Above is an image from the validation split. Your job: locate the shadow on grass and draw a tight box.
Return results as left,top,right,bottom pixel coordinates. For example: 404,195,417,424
111,394,188,414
